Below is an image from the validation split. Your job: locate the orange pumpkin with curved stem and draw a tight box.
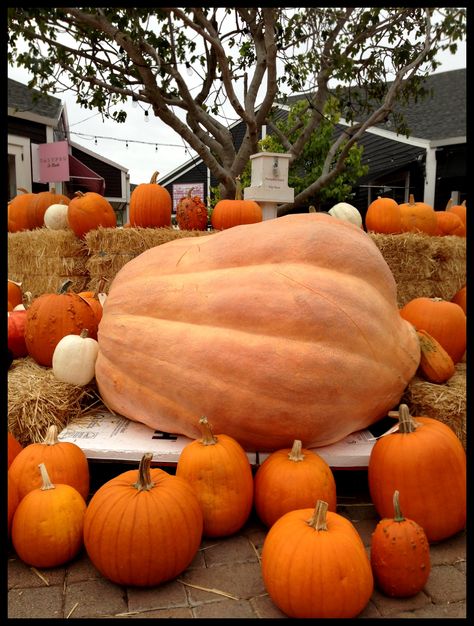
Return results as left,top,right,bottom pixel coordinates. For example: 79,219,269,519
399,194,437,235
176,416,253,537
84,452,203,586
254,439,336,527
365,196,401,234
368,404,466,542
129,171,172,227
371,490,431,597
211,177,262,230
67,191,116,238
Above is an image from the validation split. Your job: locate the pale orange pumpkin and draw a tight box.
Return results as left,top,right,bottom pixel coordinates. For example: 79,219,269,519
95,213,420,451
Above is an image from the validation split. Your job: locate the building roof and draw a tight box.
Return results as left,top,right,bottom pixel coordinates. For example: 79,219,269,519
8,78,63,121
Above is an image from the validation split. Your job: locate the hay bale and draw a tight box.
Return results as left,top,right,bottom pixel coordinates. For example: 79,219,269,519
8,357,105,446
401,361,466,449
84,226,213,292
369,232,466,307
8,228,89,297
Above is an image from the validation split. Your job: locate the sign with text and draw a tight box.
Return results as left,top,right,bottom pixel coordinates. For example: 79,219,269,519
172,182,204,212
38,140,70,183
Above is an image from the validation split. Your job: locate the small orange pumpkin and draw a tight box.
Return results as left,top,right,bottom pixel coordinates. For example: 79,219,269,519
129,171,172,228
434,210,465,236
399,194,437,235
211,177,262,230
445,198,466,228
7,188,38,232
451,286,466,315
67,191,117,238
254,439,336,527
416,329,455,384
370,489,431,597
365,196,401,234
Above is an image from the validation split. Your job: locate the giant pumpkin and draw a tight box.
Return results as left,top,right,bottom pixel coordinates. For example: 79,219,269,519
95,213,420,451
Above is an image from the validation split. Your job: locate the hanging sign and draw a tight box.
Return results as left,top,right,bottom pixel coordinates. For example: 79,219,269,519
37,140,70,183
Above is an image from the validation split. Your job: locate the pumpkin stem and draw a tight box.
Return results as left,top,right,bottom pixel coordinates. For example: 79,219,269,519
392,490,405,522
58,279,73,294
38,463,56,491
133,452,155,491
445,198,453,211
42,424,59,446
80,329,89,339
17,187,30,195
74,191,85,198
308,205,316,213
21,291,33,309
198,416,218,445
186,188,195,198
408,193,415,205
288,439,305,462
234,176,242,201
306,500,329,531
387,404,420,433
97,276,108,294
150,171,160,184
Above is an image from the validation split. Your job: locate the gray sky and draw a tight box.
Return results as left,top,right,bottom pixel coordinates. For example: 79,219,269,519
8,38,466,186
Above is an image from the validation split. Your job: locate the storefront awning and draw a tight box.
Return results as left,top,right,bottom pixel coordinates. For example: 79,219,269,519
68,154,105,195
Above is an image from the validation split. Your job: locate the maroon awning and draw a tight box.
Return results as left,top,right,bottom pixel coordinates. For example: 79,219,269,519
67,154,105,195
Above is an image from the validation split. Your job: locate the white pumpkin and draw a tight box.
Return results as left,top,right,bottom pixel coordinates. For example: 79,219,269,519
44,203,70,230
52,329,99,386
328,202,363,228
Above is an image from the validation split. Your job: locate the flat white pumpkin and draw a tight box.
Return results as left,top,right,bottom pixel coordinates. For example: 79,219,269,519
44,203,70,230
328,202,363,228
52,329,99,386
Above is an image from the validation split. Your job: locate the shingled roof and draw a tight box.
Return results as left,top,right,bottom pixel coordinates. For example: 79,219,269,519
8,78,63,121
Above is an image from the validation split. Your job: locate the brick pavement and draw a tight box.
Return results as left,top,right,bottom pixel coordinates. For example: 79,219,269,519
7,468,467,619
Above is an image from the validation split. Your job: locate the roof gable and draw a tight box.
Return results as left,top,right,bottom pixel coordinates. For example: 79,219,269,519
8,78,63,121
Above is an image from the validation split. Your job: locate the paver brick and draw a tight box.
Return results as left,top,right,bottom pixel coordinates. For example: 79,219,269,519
202,535,258,566
423,565,466,604
370,588,431,616
8,586,64,619
429,530,466,566
8,555,66,590
250,594,287,618
66,550,105,582
391,601,466,618
64,578,127,618
192,598,258,618
127,579,188,611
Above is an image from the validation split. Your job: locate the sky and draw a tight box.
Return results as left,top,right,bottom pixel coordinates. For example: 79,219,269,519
8,30,466,186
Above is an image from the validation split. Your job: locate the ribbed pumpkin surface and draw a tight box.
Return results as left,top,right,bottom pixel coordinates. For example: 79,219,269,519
95,213,420,451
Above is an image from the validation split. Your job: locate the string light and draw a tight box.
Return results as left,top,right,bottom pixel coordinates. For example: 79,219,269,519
131,94,138,108
144,110,149,123
185,62,193,76
94,136,97,145
126,140,129,148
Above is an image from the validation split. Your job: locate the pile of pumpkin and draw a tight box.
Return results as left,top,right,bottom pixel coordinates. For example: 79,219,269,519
8,402,466,619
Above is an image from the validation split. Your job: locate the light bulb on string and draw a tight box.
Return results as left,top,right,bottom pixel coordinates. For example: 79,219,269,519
144,110,149,123
126,140,129,149
131,95,138,108
185,62,193,76
94,137,97,145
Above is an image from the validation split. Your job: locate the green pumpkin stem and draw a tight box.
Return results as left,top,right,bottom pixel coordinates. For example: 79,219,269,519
307,500,329,531
388,404,420,433
235,176,242,201
288,439,305,462
198,416,218,445
392,490,405,522
58,279,73,294
42,424,59,446
133,452,155,491
38,463,56,491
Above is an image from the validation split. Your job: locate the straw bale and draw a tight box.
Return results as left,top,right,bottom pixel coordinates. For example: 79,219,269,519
401,361,466,449
85,226,213,292
8,228,89,298
8,357,105,446
369,232,466,307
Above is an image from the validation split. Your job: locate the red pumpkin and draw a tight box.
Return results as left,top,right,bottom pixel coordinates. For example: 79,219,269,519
211,177,262,230
368,404,466,542
25,280,99,367
434,211,465,236
365,196,401,234
399,194,437,235
399,296,466,364
8,310,28,358
67,191,117,238
129,171,172,228
7,188,37,232
176,189,208,231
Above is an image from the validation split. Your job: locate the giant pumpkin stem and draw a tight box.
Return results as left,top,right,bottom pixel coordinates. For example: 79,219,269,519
198,416,218,445
392,490,405,522
388,404,420,433
38,463,55,491
42,424,60,446
133,452,155,491
306,500,329,531
288,439,305,462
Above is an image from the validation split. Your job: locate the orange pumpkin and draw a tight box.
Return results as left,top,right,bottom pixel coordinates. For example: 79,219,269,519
67,191,117,238
8,472,20,538
211,178,262,230
365,196,401,234
254,439,336,527
416,329,455,383
95,213,421,451
7,188,37,232
129,171,172,228
434,210,465,236
451,286,466,314
83,452,203,586
25,280,99,367
8,424,90,501
261,500,373,618
32,187,70,229
399,296,466,364
176,189,208,231
399,194,437,235
12,463,86,568
368,404,466,542
8,280,23,310
445,198,466,227
8,432,23,468
370,490,431,597
8,309,28,358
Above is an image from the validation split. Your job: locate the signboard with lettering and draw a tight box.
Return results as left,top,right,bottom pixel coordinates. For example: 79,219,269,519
38,140,70,183
172,182,205,212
